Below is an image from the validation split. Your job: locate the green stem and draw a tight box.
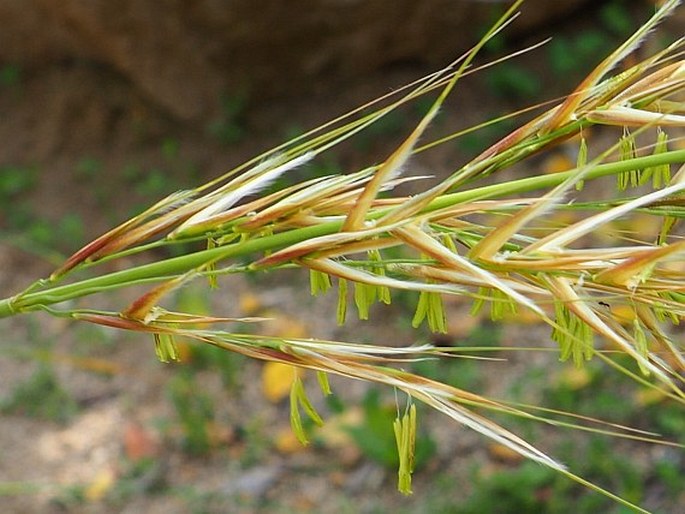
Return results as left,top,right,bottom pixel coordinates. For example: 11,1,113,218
423,149,685,212
2,221,339,315
1,149,683,317
0,298,15,317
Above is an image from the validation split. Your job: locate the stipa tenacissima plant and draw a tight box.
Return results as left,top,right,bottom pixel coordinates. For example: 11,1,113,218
1,1,684,510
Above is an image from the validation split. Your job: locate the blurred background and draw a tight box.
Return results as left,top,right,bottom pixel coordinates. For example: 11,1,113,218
0,1,683,513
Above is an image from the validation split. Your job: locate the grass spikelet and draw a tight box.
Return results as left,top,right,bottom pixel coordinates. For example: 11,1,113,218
174,152,315,237
123,273,196,323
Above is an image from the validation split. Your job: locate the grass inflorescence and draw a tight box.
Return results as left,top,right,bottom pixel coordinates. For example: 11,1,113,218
1,1,684,510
